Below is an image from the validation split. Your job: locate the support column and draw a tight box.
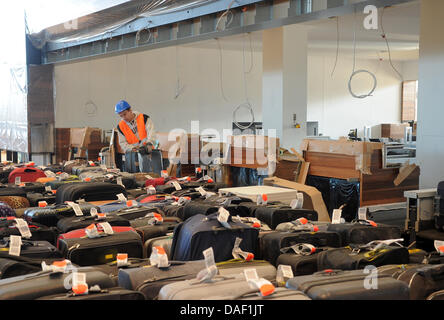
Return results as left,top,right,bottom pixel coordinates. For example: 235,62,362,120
262,24,308,151
416,0,444,188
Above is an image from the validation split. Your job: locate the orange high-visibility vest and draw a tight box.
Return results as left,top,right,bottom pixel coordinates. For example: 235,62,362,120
118,114,147,144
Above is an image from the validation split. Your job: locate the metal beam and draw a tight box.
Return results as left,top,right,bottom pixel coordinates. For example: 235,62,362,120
42,0,416,65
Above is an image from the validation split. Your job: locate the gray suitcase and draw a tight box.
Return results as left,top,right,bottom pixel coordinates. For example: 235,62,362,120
286,269,410,300
204,287,311,300
159,272,276,300
144,235,173,259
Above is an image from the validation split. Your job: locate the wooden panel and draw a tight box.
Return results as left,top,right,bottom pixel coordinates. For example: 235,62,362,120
305,152,360,179
55,128,70,164
274,159,301,181
380,123,409,140
401,80,417,122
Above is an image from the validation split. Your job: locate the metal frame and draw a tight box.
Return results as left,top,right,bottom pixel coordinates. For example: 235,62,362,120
40,0,416,65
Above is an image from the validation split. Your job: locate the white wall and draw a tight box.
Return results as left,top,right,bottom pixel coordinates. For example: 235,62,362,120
54,43,263,141
307,54,404,138
402,60,419,80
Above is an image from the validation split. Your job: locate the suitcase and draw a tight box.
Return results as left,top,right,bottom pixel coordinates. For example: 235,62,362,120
58,229,144,266
426,289,444,300
206,286,311,300
326,220,403,246
144,235,173,258
107,206,162,221
97,201,132,214
26,192,57,207
56,215,131,233
0,218,58,245
63,160,88,174
259,230,342,266
36,287,146,300
0,238,62,259
130,217,178,243
158,272,276,300
0,187,27,198
0,196,30,209
55,182,127,204
0,202,15,217
44,179,81,190
254,205,318,230
8,167,47,184
16,182,46,194
126,188,148,199
0,266,115,300
378,263,444,300
286,269,410,300
170,213,259,262
24,203,98,227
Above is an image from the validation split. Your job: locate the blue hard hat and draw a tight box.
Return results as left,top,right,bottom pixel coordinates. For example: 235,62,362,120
115,100,131,114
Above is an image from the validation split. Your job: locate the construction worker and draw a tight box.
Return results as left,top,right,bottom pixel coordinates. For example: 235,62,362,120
115,100,160,173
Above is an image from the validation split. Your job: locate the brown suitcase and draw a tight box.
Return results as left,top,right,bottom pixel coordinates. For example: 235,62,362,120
0,196,30,209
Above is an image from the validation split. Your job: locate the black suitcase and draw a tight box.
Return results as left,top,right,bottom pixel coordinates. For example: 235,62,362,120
0,266,116,300
55,182,127,204
58,231,144,266
326,220,402,246
24,203,98,227
286,269,410,300
26,192,57,207
132,222,178,244
170,213,259,262
108,206,162,221
17,183,46,194
0,187,26,198
0,238,62,259
254,205,318,230
56,215,131,233
0,218,58,246
260,230,342,266
36,287,146,300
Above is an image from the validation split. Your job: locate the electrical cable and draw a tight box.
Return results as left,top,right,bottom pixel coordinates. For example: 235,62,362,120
331,16,340,78
216,0,237,31
136,26,152,44
348,9,377,99
380,6,403,81
216,38,230,103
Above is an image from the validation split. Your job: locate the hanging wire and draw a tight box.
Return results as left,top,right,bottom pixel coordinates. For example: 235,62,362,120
216,37,230,103
331,16,340,78
380,6,404,81
215,0,237,31
348,9,377,99
174,45,185,99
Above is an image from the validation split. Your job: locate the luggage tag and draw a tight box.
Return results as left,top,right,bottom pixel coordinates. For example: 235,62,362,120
196,247,218,283
116,253,129,267
177,197,191,206
146,185,156,195
360,238,405,251
434,240,444,256
176,176,191,182
66,201,84,217
44,171,57,178
8,235,22,257
145,175,154,180
98,222,114,235
244,268,259,285
204,191,217,199
331,209,343,224
217,207,231,229
169,180,182,191
149,246,170,268
42,259,73,273
85,224,101,239
126,200,136,207
289,218,319,232
116,177,124,187
145,212,164,225
256,194,268,205
45,185,52,193
13,219,32,239
161,170,169,179
290,193,304,209
195,186,207,197
290,243,317,256
248,278,275,297
117,193,127,203
88,161,95,167
232,237,254,261
276,265,294,287
358,207,368,221
38,201,48,208
72,272,89,296
15,176,21,186
90,207,98,217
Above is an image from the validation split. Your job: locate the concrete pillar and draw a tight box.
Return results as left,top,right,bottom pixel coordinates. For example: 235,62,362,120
262,24,308,151
416,0,444,188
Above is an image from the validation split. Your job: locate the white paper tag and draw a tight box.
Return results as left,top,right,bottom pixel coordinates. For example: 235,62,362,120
244,268,259,284
203,247,216,270
257,194,268,205
217,207,231,228
145,175,154,180
146,185,156,195
45,171,57,178
85,224,100,238
99,222,114,235
161,170,168,178
90,207,98,217
116,253,129,267
117,193,127,203
296,193,304,209
149,246,169,268
45,185,52,193
72,272,88,295
278,264,294,279
15,176,21,186
117,177,124,187
358,207,367,221
9,235,22,256
332,209,342,224
14,219,32,239
196,186,207,197
434,240,444,256
171,180,182,191
196,264,218,283
66,202,84,216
